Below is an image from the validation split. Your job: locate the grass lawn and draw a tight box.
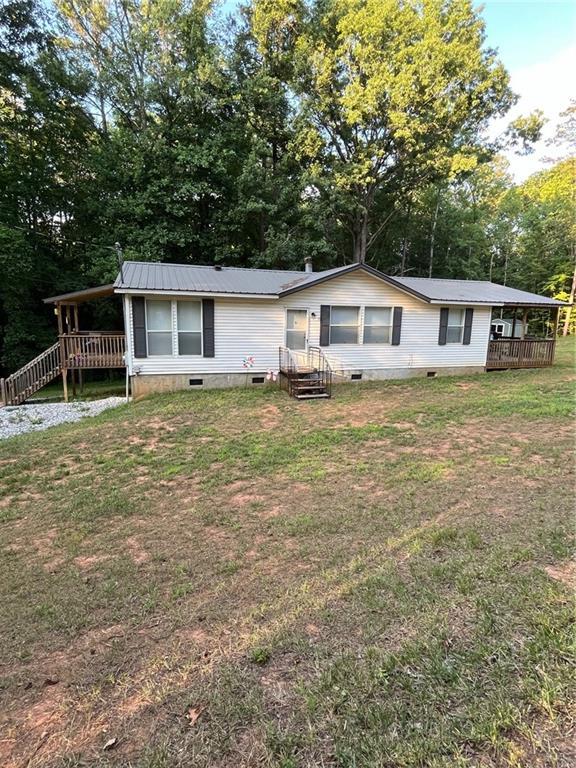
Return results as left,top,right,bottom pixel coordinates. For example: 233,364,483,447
28,375,127,402
0,340,574,768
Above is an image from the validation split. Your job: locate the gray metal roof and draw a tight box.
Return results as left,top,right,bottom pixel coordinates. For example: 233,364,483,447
391,276,564,306
114,261,564,306
114,261,352,295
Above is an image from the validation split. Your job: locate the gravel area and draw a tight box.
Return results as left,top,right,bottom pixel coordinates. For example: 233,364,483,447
0,397,127,440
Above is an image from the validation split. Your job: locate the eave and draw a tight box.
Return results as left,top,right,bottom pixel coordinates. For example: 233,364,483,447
114,288,279,300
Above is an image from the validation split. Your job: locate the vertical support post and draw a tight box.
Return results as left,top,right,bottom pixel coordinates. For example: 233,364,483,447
553,306,560,337
511,307,517,338
56,303,63,336
78,369,83,394
522,309,528,339
71,368,77,399
73,304,79,333
62,367,68,403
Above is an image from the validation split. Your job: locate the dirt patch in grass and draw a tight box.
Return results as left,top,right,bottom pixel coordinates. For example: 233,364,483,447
545,560,576,589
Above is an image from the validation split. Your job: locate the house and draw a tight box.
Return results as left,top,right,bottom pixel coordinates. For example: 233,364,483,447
0,259,565,406
113,260,562,398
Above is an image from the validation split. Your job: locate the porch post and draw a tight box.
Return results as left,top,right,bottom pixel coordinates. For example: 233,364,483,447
56,302,63,336
552,307,560,338
511,307,517,338
522,309,528,339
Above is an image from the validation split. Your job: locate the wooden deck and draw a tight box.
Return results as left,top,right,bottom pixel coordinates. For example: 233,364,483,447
1,332,125,406
486,338,556,369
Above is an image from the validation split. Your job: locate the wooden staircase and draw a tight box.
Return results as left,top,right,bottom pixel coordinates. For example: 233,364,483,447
0,343,61,407
279,346,332,400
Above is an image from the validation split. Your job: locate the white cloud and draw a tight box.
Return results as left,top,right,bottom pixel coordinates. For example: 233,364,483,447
489,44,576,181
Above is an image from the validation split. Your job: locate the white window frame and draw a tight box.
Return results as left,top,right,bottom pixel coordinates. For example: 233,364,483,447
446,308,465,344
329,306,360,345
143,298,204,357
285,307,309,351
363,306,393,345
176,300,203,357
145,299,173,357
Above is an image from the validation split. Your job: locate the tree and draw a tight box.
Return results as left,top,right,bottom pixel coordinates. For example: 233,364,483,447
0,0,95,371
252,0,516,263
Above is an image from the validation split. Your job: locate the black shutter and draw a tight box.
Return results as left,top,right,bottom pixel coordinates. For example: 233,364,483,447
320,305,330,346
391,306,403,346
132,297,147,358
463,308,474,345
202,299,215,357
438,307,449,345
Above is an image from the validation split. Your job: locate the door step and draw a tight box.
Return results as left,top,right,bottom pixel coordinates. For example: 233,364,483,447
295,392,330,399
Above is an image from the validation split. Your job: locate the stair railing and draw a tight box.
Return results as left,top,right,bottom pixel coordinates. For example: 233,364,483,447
1,342,61,407
278,346,332,398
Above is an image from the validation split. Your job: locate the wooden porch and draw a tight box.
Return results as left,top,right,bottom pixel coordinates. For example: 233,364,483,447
60,332,125,370
486,338,556,369
0,284,126,407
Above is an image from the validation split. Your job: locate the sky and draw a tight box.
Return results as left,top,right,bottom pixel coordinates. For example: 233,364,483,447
480,0,576,181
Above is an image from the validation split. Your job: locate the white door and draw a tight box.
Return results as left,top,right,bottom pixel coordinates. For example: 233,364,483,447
286,309,308,350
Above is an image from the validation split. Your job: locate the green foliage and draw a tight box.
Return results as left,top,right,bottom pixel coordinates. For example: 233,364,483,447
0,0,574,375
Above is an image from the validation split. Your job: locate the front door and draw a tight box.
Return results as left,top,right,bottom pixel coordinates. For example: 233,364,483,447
286,309,308,350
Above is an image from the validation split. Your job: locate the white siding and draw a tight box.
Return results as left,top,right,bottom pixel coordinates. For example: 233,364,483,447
124,271,492,375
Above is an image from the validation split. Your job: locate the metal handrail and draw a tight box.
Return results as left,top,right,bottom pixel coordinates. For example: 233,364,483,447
278,346,332,398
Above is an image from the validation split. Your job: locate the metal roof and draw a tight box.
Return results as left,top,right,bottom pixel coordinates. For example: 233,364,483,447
113,261,564,306
114,261,352,296
43,284,115,305
391,276,564,306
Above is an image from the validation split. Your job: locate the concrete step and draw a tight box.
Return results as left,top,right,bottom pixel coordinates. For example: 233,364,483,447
294,392,330,400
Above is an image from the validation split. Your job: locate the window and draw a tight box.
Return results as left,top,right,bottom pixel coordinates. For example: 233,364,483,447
330,306,359,344
146,300,172,355
177,301,202,355
363,306,392,344
286,309,307,350
446,308,464,343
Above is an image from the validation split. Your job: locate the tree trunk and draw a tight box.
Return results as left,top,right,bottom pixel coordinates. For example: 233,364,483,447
353,210,368,263
562,259,576,336
428,191,440,278
400,202,412,276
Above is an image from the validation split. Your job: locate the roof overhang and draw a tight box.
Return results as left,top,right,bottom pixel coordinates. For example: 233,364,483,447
43,284,115,305
114,288,279,300
500,301,567,308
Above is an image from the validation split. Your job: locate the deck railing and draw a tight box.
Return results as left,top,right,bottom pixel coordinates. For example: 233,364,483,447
60,332,126,369
486,338,556,369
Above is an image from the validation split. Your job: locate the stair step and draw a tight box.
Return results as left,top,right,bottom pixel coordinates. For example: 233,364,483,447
295,392,330,399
